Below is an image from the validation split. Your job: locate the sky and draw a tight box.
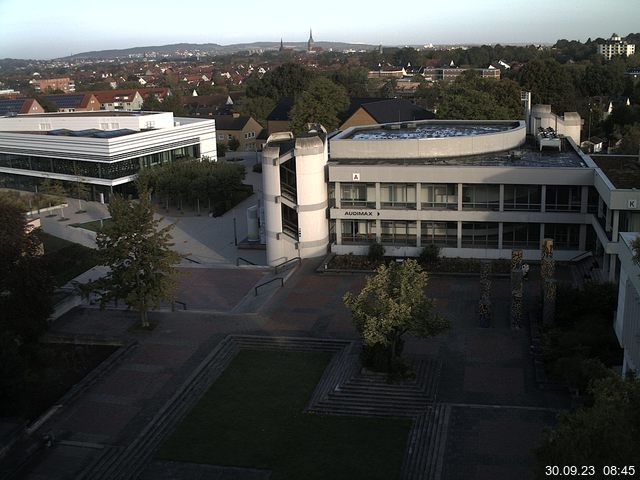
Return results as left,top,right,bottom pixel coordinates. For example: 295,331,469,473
1,0,639,60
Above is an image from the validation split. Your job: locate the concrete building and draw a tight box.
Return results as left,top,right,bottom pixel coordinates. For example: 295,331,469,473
598,34,636,60
0,111,216,202
90,90,145,111
213,113,264,152
614,233,640,376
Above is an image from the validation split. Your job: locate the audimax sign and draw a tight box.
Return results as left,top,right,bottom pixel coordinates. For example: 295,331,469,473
344,211,380,216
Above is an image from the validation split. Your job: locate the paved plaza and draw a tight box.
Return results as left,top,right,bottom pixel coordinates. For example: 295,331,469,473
2,170,571,479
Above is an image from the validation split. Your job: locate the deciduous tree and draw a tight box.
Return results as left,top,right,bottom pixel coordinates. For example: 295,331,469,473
289,77,349,133
83,188,182,327
343,259,449,372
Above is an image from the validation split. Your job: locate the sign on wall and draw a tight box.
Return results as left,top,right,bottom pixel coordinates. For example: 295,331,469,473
628,199,638,209
352,173,360,181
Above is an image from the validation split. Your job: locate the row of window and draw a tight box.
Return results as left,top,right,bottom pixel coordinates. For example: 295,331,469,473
0,146,199,180
334,183,597,213
338,220,581,250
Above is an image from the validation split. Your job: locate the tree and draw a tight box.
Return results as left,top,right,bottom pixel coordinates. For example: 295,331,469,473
0,198,52,343
330,66,370,97
289,77,349,133
245,63,315,101
83,187,182,327
438,71,523,120
535,374,640,476
72,178,91,212
343,259,449,373
234,95,275,127
228,137,240,152
632,235,640,265
141,94,162,111
516,59,578,112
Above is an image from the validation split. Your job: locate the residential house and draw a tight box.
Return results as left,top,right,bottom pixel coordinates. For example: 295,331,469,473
41,93,101,112
266,97,295,135
213,113,264,151
89,90,145,111
0,98,44,116
31,77,75,93
339,98,435,130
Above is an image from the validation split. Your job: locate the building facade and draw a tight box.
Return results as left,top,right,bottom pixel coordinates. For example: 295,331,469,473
0,111,216,202
598,34,636,60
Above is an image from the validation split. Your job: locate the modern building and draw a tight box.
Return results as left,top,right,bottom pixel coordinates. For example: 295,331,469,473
0,111,216,202
598,34,636,60
614,232,640,376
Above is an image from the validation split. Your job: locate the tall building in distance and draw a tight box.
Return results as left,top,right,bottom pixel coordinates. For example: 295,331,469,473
597,33,636,60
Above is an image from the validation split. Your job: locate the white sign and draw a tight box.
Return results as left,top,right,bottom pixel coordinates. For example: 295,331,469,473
352,173,360,181
629,199,638,209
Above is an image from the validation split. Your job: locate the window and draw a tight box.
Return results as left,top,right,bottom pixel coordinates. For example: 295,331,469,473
544,223,580,249
218,134,225,140
421,184,457,209
279,158,297,202
503,185,541,211
421,221,457,247
340,183,375,208
461,222,499,248
502,223,540,249
380,183,416,209
281,204,298,240
381,221,417,245
341,220,376,244
462,184,500,210
545,186,581,212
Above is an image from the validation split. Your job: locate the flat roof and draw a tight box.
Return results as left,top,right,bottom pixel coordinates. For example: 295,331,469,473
591,155,640,189
330,137,587,168
346,122,517,140
14,111,158,118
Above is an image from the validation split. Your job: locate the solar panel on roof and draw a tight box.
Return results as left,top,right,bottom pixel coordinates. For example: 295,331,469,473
42,94,85,108
0,99,25,115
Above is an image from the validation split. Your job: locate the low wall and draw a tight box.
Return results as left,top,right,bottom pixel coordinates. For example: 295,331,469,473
41,218,97,249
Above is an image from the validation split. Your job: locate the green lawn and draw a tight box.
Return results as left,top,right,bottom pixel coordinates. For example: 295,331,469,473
71,218,112,232
40,232,100,286
157,350,411,480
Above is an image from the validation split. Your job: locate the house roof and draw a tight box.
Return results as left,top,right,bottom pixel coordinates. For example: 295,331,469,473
359,99,435,124
41,93,96,109
0,98,36,116
87,89,142,104
212,114,252,131
341,97,387,121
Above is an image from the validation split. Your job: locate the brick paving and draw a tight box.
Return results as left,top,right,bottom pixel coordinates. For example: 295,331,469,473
3,259,573,480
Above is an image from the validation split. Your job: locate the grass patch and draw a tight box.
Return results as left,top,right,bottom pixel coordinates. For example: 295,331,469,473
157,350,410,480
39,232,100,286
71,218,112,232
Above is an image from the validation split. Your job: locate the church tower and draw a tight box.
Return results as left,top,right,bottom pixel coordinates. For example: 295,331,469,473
307,28,315,53
279,38,284,52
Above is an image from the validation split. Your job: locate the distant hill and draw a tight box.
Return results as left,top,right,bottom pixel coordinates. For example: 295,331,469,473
61,41,380,60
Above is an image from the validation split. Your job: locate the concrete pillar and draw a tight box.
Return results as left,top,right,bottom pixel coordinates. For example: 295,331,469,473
580,185,589,214
375,182,381,210
457,183,463,211
416,183,421,211
606,207,612,232
579,224,587,251
609,254,617,283
498,222,504,250
335,181,341,209
457,220,462,249
540,185,546,213
416,220,422,247
612,210,620,241
499,184,505,212
602,253,610,279
539,224,545,249
335,218,342,245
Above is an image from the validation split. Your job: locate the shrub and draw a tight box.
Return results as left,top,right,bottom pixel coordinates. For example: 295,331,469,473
419,244,440,264
368,242,385,263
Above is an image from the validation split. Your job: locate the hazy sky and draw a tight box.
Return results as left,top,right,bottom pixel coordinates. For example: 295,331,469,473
1,0,638,60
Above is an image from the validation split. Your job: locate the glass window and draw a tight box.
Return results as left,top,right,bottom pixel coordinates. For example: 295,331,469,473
279,158,297,202
502,223,540,249
341,220,377,244
462,184,500,211
380,221,417,245
421,221,457,247
281,204,298,240
545,186,582,212
544,223,580,249
503,185,541,211
461,222,499,248
421,184,457,210
340,183,375,208
380,183,416,209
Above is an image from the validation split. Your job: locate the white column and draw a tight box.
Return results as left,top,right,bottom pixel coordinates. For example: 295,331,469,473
457,220,462,249
416,183,421,211
540,185,546,213
457,183,463,211
498,222,504,250
612,210,620,241
335,181,341,209
375,183,381,210
499,184,504,212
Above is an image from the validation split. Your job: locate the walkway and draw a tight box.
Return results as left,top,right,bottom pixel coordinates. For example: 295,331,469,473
2,258,571,480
